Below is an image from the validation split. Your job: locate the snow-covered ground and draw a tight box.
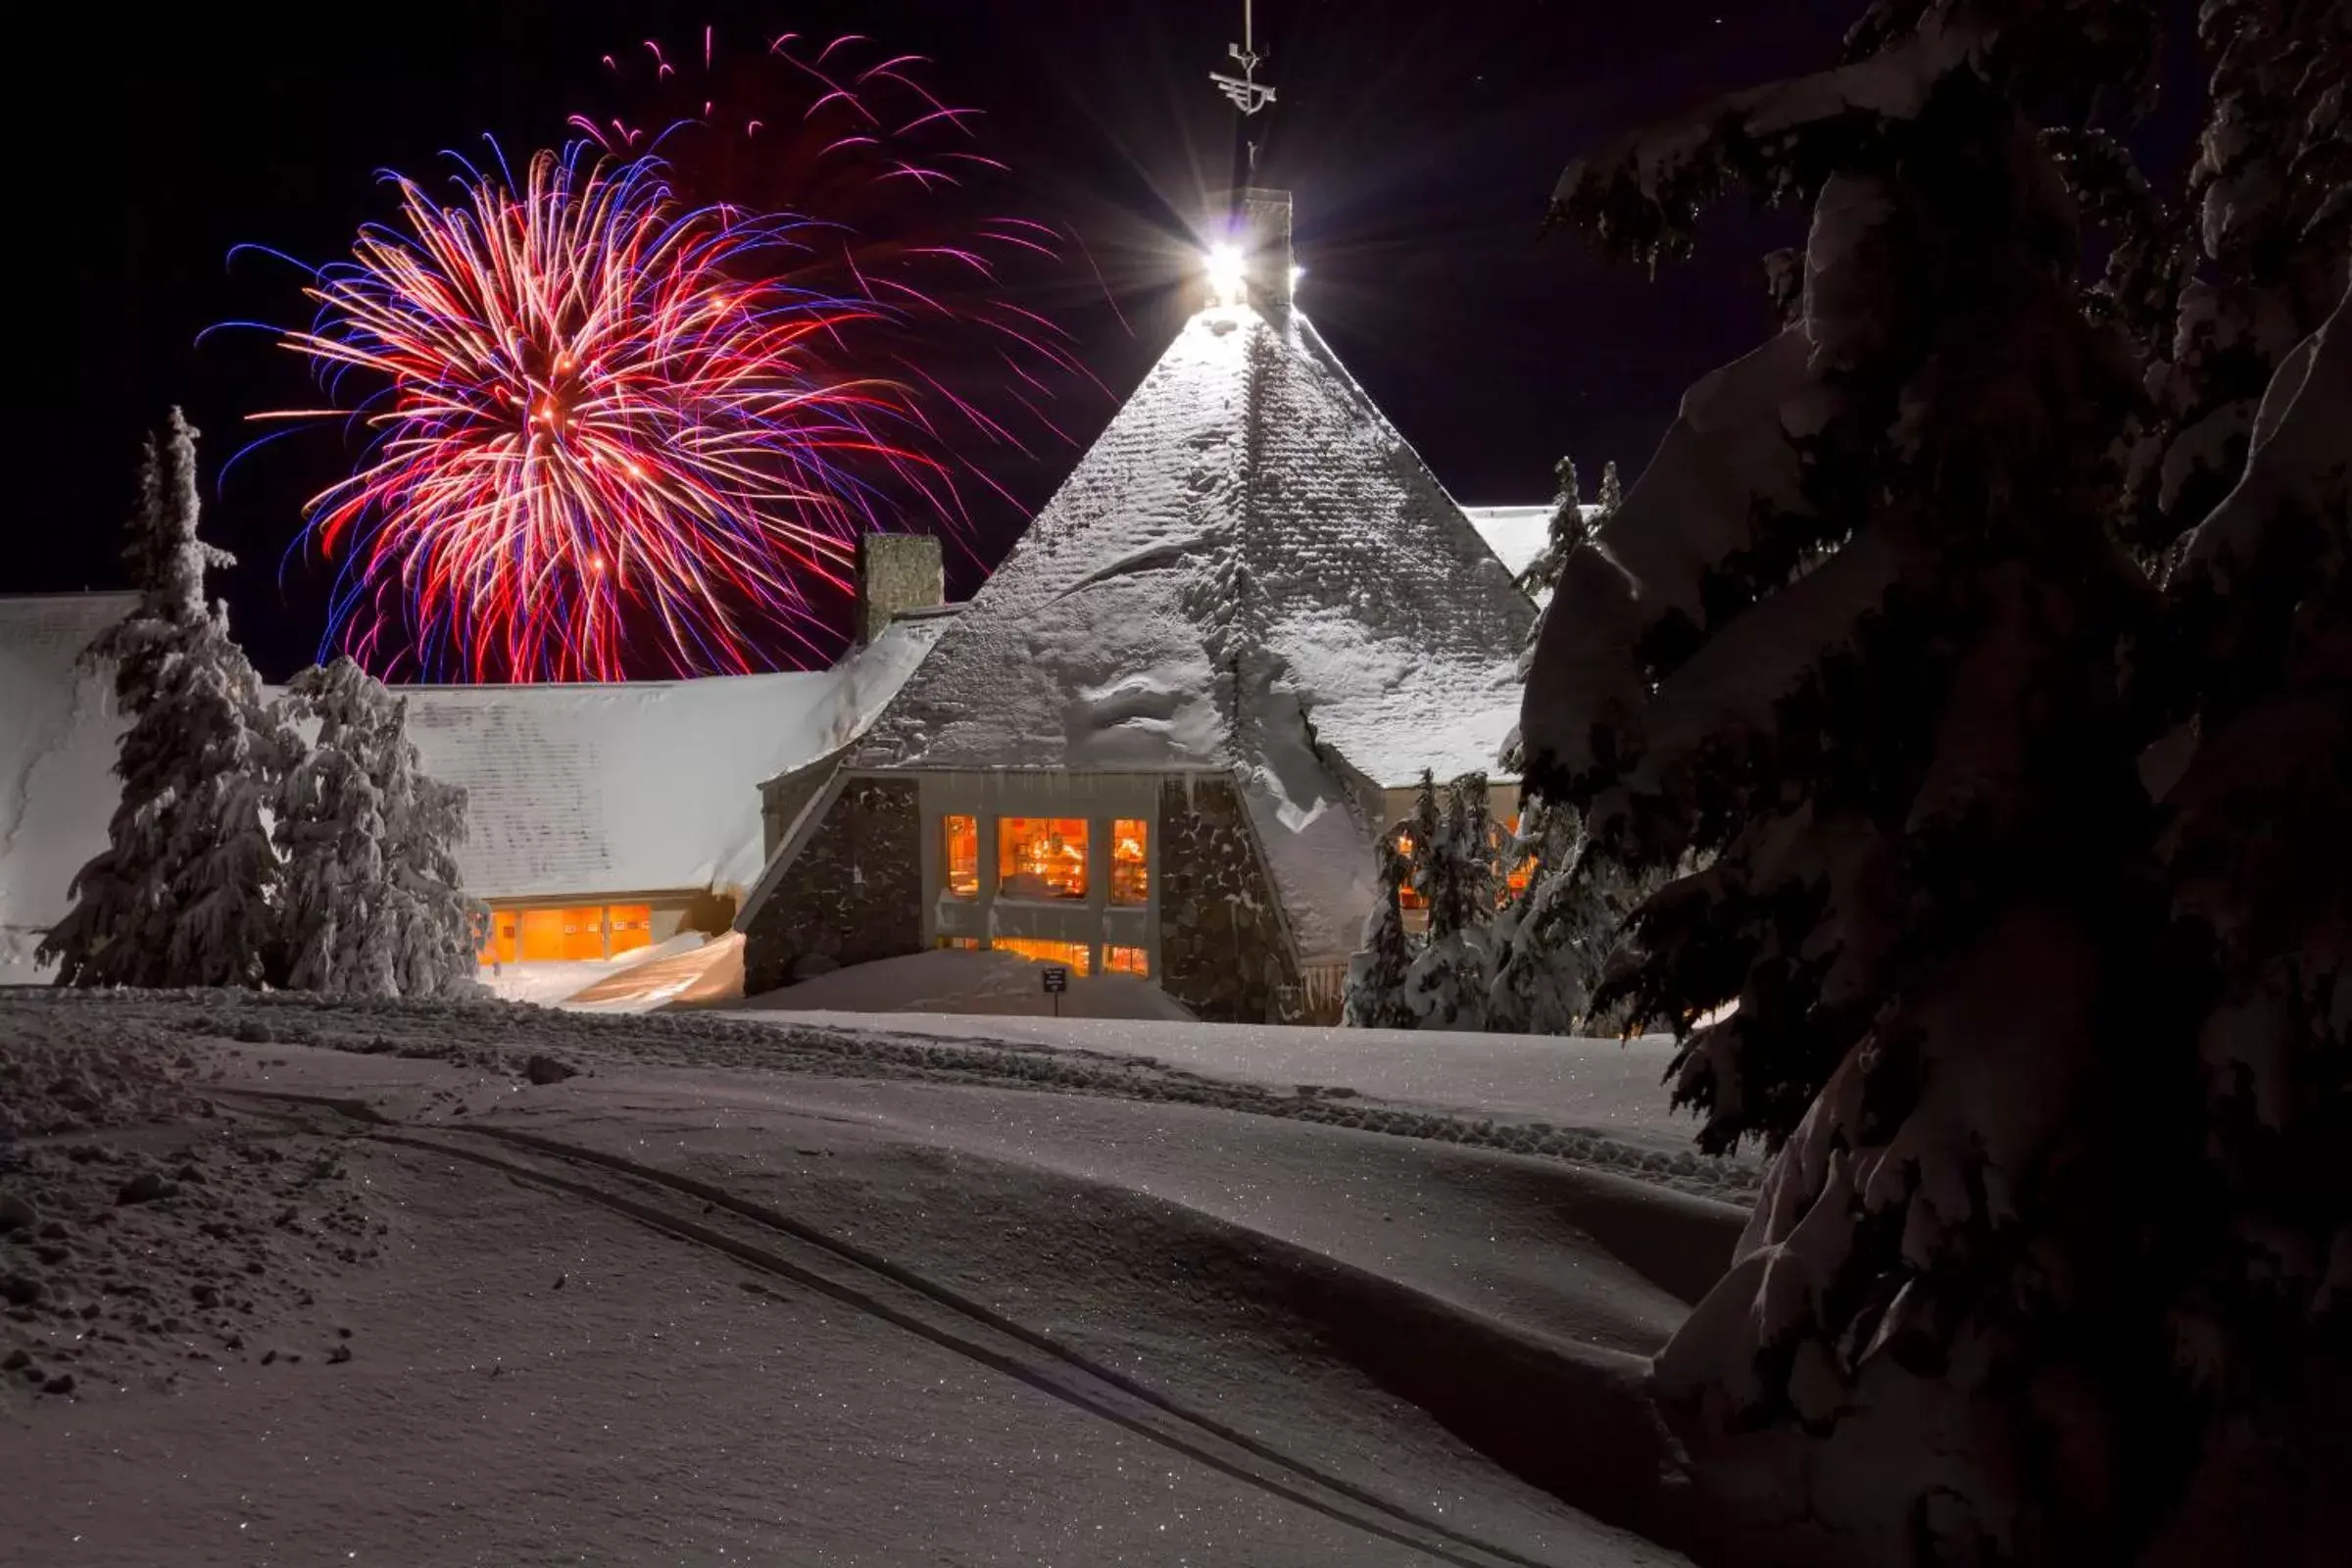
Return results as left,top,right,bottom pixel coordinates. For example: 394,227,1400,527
3,989,1744,1564
744,946,1200,1022
735,1007,1719,1160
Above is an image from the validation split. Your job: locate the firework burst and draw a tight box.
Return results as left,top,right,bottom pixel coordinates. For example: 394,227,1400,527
254,144,952,681
575,27,1112,478
236,27,1109,682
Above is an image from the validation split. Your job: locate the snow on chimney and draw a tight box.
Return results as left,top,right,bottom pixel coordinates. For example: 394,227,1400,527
855,533,945,647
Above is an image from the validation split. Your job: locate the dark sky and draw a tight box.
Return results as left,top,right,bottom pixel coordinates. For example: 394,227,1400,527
8,0,2172,678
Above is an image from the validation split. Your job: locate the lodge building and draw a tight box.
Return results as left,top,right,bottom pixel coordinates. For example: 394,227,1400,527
1,191,1547,1016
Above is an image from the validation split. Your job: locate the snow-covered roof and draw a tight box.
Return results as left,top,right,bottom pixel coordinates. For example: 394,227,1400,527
0,593,948,948
398,614,947,902
852,305,1533,783
1461,506,1553,581
838,303,1536,956
1,594,135,973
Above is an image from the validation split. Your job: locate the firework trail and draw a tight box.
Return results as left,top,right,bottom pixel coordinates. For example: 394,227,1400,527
237,27,1106,682
249,144,945,682
576,27,1109,475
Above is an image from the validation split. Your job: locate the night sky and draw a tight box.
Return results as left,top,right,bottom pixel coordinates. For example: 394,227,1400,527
8,1,2183,678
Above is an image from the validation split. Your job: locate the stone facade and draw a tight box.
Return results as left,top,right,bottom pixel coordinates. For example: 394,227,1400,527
742,775,923,996
1156,774,1303,1024
855,534,946,647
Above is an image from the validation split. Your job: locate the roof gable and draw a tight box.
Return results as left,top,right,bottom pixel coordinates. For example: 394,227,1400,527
835,304,1534,956
851,304,1533,785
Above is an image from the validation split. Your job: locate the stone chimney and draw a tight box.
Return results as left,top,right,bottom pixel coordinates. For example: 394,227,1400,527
1237,186,1294,324
1209,187,1295,325
855,533,945,647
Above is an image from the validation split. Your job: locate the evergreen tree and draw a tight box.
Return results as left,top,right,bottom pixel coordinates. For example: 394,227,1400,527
2129,7,2350,1541
1592,459,1624,522
1529,3,2178,1559
1514,457,1588,607
275,659,396,996
2126,0,2349,560
1403,772,1497,1029
2146,272,2350,1567
41,411,291,989
275,658,480,998
1343,836,1416,1029
375,693,481,997
1485,787,1592,1033
1486,791,1662,1036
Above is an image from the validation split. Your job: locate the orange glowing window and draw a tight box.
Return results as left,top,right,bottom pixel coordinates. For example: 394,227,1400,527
478,911,520,966
1103,945,1150,978
606,904,654,956
992,937,1093,976
520,908,568,962
1502,815,1536,901
942,814,979,898
1110,818,1150,906
482,904,650,965
937,937,981,951
1393,830,1428,910
998,817,1089,902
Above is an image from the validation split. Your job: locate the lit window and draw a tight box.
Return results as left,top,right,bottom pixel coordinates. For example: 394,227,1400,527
998,817,1089,901
1103,945,1150,978
992,937,1093,976
1502,815,1535,901
1393,829,1428,910
942,814,979,899
936,937,981,952
477,910,520,966
1111,818,1150,905
607,904,654,955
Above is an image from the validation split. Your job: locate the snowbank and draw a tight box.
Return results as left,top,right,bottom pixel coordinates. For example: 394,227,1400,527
737,1005,1732,1157
741,946,1197,1021
5,989,1726,1563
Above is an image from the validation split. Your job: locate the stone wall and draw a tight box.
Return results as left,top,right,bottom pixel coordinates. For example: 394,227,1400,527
1157,774,1303,1023
741,775,923,996
855,534,946,647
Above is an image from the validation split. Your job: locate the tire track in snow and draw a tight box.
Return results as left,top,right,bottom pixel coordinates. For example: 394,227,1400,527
211,1088,1578,1568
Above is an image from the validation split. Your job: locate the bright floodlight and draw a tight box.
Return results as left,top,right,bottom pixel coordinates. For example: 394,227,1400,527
1204,242,1246,303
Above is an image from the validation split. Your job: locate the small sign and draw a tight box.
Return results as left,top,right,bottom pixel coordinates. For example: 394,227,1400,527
1041,966,1069,994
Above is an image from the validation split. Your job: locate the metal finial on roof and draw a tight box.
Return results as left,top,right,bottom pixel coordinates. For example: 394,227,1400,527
1210,0,1277,177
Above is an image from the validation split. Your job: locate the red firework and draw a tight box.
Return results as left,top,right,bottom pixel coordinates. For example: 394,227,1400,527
260,144,943,682
240,25,1102,682
575,26,1107,468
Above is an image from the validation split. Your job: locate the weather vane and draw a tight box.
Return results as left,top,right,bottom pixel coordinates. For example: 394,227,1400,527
1210,0,1277,178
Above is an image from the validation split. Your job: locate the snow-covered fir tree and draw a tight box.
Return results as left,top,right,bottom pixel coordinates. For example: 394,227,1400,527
1342,836,1416,1028
1528,3,2193,1560
2126,0,2349,559
2127,5,2349,1544
274,659,397,996
2146,271,2350,1568
374,692,480,998
40,411,292,989
1402,771,1497,1030
1486,793,1663,1037
1514,457,1587,607
1592,460,1623,521
1484,787,1590,1033
275,658,479,999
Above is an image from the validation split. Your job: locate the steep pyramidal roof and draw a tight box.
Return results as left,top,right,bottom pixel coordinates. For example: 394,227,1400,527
845,302,1534,957
852,303,1533,783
